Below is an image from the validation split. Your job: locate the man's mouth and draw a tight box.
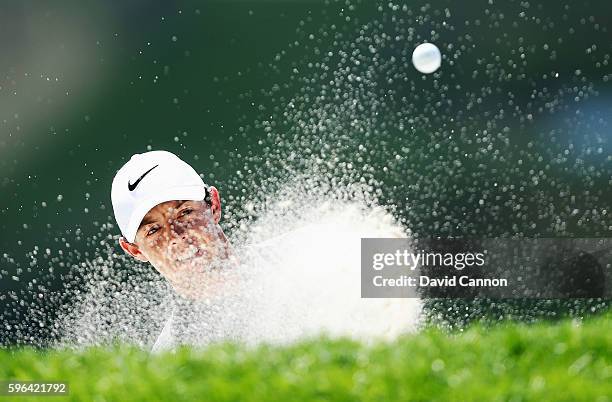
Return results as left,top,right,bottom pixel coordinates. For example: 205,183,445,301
175,246,206,262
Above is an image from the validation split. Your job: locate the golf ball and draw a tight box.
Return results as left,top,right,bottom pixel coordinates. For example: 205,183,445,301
412,43,442,74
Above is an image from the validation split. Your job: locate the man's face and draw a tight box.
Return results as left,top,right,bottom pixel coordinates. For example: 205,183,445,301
120,190,232,299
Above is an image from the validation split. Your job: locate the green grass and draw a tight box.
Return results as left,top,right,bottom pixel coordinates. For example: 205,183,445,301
1,313,610,402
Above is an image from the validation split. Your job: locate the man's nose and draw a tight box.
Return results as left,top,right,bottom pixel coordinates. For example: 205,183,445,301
170,223,188,240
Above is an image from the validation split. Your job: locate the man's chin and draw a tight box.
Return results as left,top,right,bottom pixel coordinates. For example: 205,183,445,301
171,277,226,301
169,262,234,301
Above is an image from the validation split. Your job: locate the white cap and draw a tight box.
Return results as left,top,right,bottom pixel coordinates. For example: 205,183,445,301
111,150,207,242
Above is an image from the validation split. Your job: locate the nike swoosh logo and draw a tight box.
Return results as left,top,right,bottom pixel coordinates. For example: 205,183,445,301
128,164,159,191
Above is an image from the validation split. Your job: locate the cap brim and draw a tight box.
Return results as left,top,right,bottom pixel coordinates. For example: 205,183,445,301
123,185,207,242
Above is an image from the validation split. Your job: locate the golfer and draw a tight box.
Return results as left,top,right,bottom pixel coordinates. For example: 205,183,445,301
111,150,234,350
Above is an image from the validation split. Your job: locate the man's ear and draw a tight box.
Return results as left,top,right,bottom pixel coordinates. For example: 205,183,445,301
119,237,149,262
208,186,222,223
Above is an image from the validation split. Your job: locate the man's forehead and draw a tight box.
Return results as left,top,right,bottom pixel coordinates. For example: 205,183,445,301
141,200,186,225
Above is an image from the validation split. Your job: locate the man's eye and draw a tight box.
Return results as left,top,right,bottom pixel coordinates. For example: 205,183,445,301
147,227,159,236
180,208,193,217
